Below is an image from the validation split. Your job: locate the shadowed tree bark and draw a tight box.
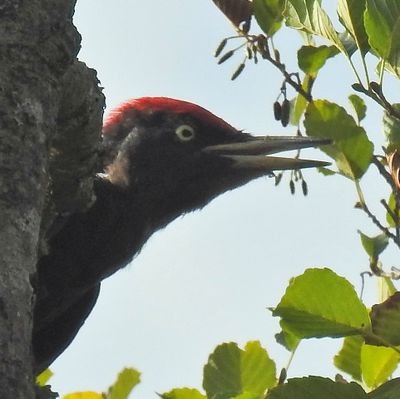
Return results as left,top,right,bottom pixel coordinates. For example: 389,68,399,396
0,1,104,397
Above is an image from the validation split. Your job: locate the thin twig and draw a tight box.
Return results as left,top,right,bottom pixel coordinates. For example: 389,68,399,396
364,200,397,243
361,202,399,245
372,155,400,241
360,271,372,299
353,83,400,120
265,55,313,101
372,156,393,187
381,199,400,240
248,34,313,101
355,180,400,248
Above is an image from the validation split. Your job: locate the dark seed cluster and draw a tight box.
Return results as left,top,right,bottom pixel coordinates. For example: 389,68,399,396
273,98,291,127
214,34,271,81
275,170,309,196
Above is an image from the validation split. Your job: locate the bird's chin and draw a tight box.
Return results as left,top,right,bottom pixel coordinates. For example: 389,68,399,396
183,170,269,212
222,169,270,190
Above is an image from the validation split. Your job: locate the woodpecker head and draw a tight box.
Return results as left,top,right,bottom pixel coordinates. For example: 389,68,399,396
100,97,328,225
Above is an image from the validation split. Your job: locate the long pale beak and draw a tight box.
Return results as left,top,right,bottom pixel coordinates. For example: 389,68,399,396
203,136,330,171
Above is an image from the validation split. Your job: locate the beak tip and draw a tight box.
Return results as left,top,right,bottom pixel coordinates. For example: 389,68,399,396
204,134,331,172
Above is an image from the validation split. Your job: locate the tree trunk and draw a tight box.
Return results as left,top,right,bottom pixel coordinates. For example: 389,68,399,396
0,1,104,397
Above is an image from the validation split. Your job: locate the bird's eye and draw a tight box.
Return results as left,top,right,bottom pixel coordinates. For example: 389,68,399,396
175,125,195,142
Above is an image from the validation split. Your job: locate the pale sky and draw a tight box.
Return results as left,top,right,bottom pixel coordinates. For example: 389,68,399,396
49,1,398,397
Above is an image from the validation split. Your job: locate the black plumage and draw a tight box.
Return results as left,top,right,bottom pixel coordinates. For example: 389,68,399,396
33,97,328,373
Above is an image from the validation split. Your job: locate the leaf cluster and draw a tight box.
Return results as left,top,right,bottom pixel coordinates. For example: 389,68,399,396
47,1,400,398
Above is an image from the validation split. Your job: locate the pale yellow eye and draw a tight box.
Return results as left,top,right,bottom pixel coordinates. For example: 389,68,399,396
175,124,195,141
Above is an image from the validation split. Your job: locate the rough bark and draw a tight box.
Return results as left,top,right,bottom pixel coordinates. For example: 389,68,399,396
0,0,104,397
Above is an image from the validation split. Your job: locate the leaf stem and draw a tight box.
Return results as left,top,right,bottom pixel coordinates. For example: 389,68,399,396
360,54,370,86
347,56,363,86
372,156,400,244
284,343,299,378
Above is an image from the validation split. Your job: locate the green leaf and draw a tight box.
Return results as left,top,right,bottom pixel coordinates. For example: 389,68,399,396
285,0,350,55
369,292,400,346
160,388,206,399
338,30,359,56
318,166,336,176
335,334,400,388
383,104,400,151
275,328,301,351
334,335,363,381
338,0,369,54
304,100,373,179
385,193,398,227
253,0,286,37
232,392,262,399
368,378,400,399
36,368,53,387
63,393,103,399
297,45,339,76
348,94,367,124
108,368,141,399
203,341,277,398
364,0,400,78
358,231,389,260
266,376,367,399
380,275,397,299
361,344,400,389
273,268,371,338
377,58,400,79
